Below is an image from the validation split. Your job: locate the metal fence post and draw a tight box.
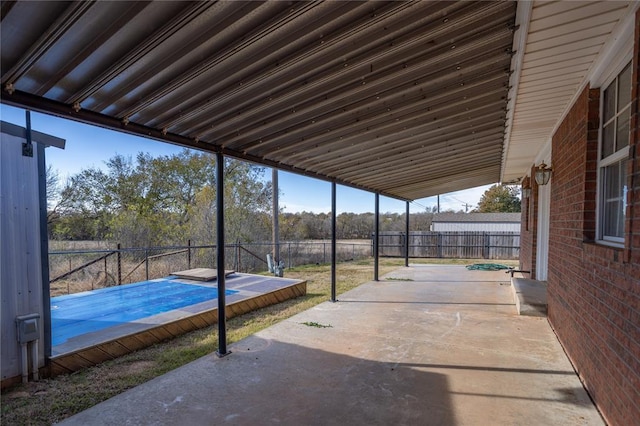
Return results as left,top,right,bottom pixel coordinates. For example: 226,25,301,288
187,239,192,269
233,241,237,272
145,249,149,280
117,243,122,285
102,256,107,289
288,242,291,268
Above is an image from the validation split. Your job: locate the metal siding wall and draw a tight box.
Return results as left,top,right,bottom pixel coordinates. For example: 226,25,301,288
432,222,521,232
1,133,45,381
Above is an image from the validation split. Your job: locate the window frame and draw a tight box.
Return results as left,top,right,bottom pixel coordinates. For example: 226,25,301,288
596,61,632,247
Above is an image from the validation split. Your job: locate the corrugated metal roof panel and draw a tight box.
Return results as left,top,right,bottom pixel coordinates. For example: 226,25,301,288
2,1,633,197
1,0,516,200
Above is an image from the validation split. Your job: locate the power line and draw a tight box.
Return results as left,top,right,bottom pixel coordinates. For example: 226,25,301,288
409,200,428,210
441,194,475,212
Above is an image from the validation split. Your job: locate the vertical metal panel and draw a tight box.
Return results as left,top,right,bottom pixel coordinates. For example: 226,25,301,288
0,132,45,381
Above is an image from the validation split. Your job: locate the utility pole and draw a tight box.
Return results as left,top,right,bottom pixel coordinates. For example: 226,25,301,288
462,203,472,212
437,195,440,213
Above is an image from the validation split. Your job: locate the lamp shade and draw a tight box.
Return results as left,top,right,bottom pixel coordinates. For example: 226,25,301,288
535,163,552,186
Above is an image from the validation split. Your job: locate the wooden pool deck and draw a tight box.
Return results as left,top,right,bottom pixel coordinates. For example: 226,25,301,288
50,273,306,377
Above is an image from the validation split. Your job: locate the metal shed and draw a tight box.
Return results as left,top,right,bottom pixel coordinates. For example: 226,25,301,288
0,121,64,383
431,212,521,232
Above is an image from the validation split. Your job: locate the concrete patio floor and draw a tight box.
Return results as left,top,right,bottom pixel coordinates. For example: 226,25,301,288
59,265,603,426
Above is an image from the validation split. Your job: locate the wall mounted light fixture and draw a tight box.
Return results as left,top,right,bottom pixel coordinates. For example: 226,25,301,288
534,163,552,186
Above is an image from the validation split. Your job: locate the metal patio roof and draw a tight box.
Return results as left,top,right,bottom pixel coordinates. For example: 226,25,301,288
0,1,636,200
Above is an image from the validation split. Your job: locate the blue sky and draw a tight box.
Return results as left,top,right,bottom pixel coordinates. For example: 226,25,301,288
1,104,492,214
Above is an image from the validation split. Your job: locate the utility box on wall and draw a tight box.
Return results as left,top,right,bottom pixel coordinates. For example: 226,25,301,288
1,120,65,387
16,313,40,344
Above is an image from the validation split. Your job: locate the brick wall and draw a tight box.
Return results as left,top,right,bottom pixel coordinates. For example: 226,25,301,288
626,8,640,266
544,14,640,424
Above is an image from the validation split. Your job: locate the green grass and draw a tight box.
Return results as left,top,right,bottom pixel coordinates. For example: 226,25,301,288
1,257,518,425
301,321,333,328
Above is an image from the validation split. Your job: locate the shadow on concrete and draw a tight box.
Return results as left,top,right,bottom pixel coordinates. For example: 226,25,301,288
60,336,457,426
385,280,512,283
400,362,576,376
339,300,514,306
450,387,595,408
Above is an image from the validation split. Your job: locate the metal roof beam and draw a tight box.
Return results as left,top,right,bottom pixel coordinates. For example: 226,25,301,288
2,89,408,202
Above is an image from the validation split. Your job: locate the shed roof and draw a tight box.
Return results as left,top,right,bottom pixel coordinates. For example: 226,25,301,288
0,120,66,149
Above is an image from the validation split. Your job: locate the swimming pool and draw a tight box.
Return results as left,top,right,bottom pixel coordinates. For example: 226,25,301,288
51,278,237,346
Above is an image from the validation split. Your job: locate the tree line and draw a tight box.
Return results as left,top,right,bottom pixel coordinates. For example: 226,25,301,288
47,150,519,248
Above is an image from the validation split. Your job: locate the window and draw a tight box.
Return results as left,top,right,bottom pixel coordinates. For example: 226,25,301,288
599,62,631,244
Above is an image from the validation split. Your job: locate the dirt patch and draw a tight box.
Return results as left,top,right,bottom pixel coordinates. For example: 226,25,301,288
114,361,155,376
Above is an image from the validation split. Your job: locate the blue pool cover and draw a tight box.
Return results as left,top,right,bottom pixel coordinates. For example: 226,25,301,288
51,278,237,346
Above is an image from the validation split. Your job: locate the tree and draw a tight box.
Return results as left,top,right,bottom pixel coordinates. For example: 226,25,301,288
50,150,272,247
474,184,521,213
188,158,272,244
45,165,73,227
410,211,434,231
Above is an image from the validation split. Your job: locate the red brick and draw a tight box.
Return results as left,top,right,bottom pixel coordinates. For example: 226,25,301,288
529,14,640,425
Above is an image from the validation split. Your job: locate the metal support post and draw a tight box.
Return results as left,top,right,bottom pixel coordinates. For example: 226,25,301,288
331,181,337,302
405,201,410,267
374,193,379,281
215,152,229,357
272,169,280,264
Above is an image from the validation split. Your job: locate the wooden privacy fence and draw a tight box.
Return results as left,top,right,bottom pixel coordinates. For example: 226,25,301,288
377,231,520,260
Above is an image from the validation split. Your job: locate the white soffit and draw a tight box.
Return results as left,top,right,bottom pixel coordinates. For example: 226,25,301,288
502,0,633,182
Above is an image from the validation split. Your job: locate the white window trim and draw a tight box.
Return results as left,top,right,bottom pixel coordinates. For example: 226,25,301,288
595,59,632,247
